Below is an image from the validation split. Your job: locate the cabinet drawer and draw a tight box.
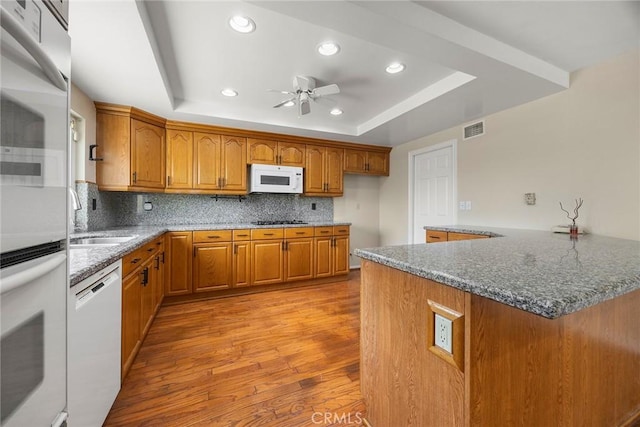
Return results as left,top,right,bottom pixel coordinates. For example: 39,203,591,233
193,230,232,243
284,227,314,239
314,226,333,237
447,232,489,241
122,247,145,277
233,229,251,241
333,225,350,236
251,228,284,240
426,230,448,243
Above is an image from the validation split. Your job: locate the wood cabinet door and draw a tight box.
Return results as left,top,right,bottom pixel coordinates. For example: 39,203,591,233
193,243,233,292
166,129,193,189
96,112,131,190
314,236,333,278
278,142,305,167
367,151,389,176
247,138,277,165
221,135,247,192
233,241,251,287
193,132,221,190
325,147,344,195
344,149,367,173
122,270,141,379
251,240,284,286
333,236,350,275
305,145,325,194
165,232,193,296
284,238,314,282
131,119,165,189
140,259,155,337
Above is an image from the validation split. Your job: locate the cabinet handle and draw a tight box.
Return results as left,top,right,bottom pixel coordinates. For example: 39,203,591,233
295,231,305,235
366,163,370,171
207,235,220,239
320,230,330,234
132,171,137,183
147,247,154,253
430,236,441,240
332,237,336,247
282,241,285,250
217,177,221,188
237,234,248,237
264,233,274,236
131,257,141,264
234,244,238,255
167,175,172,186
161,251,165,263
193,247,196,257
141,267,149,286
278,155,282,164
156,241,162,246
155,256,160,270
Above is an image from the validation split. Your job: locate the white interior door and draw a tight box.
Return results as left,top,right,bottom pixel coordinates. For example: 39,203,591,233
409,142,456,243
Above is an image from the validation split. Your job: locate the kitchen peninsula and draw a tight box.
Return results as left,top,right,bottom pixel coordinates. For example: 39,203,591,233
355,227,640,426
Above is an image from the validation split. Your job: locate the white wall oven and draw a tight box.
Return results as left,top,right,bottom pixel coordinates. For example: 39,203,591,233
0,0,70,426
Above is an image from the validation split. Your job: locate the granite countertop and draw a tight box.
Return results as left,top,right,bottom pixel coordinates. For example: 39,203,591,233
355,226,640,319
70,221,351,286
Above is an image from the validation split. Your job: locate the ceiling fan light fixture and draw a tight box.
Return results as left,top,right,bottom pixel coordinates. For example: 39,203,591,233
221,88,238,97
317,42,340,56
284,101,295,107
229,15,256,33
330,108,343,116
386,62,405,74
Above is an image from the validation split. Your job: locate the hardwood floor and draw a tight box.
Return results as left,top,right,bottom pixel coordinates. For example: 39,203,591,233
104,273,365,427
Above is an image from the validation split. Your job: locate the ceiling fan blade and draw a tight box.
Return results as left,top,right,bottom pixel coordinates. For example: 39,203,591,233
295,75,314,92
312,84,340,97
268,89,294,95
273,97,296,108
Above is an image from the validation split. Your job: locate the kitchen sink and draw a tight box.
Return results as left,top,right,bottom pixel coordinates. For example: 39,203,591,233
70,235,138,248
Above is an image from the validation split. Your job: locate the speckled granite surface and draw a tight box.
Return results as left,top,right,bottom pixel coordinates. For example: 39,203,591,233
70,222,350,286
355,227,640,319
424,225,503,237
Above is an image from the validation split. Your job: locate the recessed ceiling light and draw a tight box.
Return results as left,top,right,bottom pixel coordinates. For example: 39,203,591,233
317,42,340,56
330,108,343,116
386,62,405,74
229,15,256,33
284,101,295,107
221,88,238,97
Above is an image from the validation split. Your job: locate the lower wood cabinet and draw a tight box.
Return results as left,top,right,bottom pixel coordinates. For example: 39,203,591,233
121,236,164,381
251,239,285,286
233,241,251,287
426,229,490,243
193,242,233,292
165,232,193,295
284,237,314,282
314,226,350,277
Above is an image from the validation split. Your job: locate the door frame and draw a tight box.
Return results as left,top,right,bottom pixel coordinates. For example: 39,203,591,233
407,140,458,244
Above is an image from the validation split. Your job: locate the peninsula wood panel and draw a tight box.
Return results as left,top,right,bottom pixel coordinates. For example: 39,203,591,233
467,289,640,426
360,260,466,427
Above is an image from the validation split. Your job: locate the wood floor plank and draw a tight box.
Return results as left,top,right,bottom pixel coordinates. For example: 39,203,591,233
104,273,365,426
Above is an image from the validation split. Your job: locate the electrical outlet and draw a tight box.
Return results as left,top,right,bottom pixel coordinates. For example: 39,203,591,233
434,313,453,354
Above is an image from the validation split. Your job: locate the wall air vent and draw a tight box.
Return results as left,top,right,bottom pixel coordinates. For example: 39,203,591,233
463,120,485,140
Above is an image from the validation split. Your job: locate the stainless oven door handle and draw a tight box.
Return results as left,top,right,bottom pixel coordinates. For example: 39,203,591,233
0,8,67,91
0,253,66,295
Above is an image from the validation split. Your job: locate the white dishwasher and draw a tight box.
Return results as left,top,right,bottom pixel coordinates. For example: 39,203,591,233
68,260,122,427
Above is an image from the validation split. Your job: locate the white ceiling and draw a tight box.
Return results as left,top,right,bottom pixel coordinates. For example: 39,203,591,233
69,1,639,147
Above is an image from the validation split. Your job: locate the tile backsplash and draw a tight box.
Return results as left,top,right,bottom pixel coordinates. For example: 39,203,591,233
74,182,332,231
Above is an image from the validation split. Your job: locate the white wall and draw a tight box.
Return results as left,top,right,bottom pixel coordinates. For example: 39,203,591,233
70,83,97,183
334,174,381,268
380,48,640,245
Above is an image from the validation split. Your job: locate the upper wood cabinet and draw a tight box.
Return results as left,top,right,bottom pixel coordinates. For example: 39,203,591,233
247,138,305,167
95,104,166,192
305,145,344,196
166,129,193,189
344,149,389,176
165,130,247,194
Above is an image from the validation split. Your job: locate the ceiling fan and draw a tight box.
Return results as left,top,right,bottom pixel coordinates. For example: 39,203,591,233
271,76,340,116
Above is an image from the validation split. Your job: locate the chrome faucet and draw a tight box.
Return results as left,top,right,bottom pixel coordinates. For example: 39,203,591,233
69,187,82,211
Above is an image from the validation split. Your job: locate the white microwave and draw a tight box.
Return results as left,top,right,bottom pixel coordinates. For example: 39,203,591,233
249,164,303,194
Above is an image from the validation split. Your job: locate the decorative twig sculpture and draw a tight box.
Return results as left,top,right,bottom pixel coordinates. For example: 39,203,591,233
559,198,583,236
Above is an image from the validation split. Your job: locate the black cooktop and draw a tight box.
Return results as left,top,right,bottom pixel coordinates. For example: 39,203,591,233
251,220,308,225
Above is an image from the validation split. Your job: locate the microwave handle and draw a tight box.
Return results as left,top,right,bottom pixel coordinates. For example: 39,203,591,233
0,8,67,91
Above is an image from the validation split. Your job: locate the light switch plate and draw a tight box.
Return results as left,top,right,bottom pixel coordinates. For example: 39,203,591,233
434,313,453,354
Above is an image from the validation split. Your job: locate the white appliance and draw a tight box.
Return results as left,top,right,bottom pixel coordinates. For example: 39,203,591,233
68,260,122,427
249,164,303,194
0,0,70,425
